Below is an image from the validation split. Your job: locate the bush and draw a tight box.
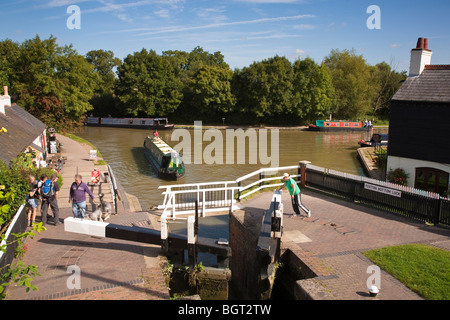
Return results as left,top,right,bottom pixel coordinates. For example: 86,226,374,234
387,168,409,186
0,162,28,232
0,154,62,234
374,148,387,171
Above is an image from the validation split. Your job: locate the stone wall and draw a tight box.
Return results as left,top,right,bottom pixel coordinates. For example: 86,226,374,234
229,208,264,299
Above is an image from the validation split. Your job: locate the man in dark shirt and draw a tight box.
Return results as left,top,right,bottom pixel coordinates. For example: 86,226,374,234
68,174,96,219
40,173,61,226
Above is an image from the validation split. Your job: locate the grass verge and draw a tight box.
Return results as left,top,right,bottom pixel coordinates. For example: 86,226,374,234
363,244,450,300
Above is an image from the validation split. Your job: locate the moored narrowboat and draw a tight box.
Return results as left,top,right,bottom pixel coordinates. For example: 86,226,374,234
86,117,174,130
308,120,370,132
143,136,185,180
358,133,388,147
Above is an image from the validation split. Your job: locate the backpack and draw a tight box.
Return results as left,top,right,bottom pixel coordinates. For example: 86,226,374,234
41,180,54,198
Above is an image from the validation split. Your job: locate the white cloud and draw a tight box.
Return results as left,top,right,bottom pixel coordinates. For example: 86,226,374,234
293,24,316,30
233,0,305,3
391,44,401,48
137,14,315,36
41,0,93,8
154,9,170,18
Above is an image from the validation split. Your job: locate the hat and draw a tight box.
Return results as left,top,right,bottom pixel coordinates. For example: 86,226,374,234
283,173,289,178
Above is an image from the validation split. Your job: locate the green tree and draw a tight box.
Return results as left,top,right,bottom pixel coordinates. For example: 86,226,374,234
0,39,20,89
371,62,407,118
163,47,230,122
2,35,99,131
86,49,121,95
292,58,335,123
323,49,376,119
190,65,236,121
116,49,183,117
86,49,123,117
233,56,294,124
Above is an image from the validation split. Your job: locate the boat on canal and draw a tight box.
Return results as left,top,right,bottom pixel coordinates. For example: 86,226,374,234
86,117,174,130
358,133,388,147
143,136,185,180
308,120,370,132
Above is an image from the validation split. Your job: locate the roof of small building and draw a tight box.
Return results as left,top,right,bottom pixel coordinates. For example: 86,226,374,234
392,65,450,103
0,104,46,165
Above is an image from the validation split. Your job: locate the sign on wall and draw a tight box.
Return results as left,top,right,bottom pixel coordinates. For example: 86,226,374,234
364,183,402,198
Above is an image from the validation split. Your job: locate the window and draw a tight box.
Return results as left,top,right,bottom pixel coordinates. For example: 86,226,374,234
415,167,449,196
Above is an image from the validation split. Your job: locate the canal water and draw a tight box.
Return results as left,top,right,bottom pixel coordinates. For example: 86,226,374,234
74,125,383,266
75,126,375,210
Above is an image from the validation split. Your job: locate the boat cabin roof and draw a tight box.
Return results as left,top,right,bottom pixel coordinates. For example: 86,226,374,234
147,136,178,155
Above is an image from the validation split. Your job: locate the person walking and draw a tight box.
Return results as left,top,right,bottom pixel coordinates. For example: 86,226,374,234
68,174,96,219
279,173,311,217
26,175,40,227
40,173,61,226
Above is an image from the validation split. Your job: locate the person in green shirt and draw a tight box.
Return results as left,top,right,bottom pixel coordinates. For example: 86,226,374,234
278,173,311,217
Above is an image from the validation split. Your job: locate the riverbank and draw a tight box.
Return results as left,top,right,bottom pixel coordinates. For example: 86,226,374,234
357,147,386,180
174,123,389,131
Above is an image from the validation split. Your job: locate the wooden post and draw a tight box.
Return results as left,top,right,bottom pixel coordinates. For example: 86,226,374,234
238,181,241,201
299,161,311,188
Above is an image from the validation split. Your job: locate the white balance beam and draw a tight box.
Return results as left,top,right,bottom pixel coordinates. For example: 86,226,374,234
64,217,109,238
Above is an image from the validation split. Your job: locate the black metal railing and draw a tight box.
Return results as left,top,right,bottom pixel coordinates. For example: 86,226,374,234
305,164,450,227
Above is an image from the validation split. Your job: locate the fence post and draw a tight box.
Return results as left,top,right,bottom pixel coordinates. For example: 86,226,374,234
238,181,241,201
299,161,311,187
435,199,442,226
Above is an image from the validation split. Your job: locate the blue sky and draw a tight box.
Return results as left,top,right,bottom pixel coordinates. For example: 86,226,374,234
1,0,449,72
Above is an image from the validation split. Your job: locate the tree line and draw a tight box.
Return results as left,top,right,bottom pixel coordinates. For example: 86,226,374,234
0,35,406,131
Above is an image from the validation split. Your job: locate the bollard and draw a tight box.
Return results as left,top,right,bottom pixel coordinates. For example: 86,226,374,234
187,216,197,267
161,217,169,253
271,190,283,239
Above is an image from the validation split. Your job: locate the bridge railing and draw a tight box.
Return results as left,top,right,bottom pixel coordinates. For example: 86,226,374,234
157,164,303,246
236,165,300,201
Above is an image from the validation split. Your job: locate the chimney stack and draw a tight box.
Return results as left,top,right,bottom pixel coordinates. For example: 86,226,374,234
0,86,11,115
409,37,432,77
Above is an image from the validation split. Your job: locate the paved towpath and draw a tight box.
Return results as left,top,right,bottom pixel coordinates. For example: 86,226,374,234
5,134,169,300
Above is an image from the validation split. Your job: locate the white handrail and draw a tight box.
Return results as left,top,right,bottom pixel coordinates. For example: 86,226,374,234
235,165,298,183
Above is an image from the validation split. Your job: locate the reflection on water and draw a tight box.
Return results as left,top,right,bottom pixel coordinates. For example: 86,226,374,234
74,126,384,210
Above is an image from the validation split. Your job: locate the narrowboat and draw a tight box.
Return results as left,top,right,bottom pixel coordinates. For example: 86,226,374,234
308,120,370,132
143,136,185,180
86,117,174,130
358,133,388,147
